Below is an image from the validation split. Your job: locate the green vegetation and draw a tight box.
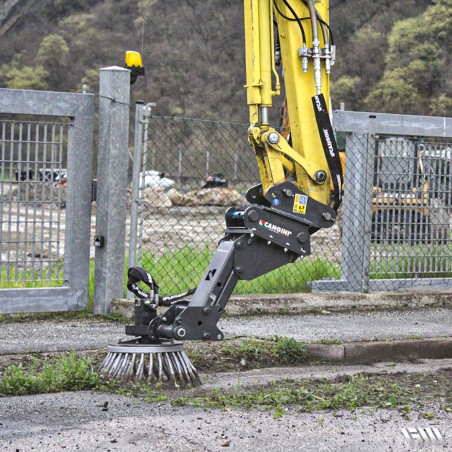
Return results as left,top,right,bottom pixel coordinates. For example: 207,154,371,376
316,339,342,345
0,260,64,289
0,353,102,396
222,337,307,367
0,350,450,422
4,240,451,304
142,247,340,296
172,370,452,416
186,337,307,372
370,243,452,279
1,0,449,120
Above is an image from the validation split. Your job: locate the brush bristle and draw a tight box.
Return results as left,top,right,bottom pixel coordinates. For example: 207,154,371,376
99,343,201,387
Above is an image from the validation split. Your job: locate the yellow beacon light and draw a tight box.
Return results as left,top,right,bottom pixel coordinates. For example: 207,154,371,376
125,51,145,85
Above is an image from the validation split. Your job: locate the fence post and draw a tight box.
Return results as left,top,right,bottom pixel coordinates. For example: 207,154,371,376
128,101,145,276
340,133,375,291
93,66,131,314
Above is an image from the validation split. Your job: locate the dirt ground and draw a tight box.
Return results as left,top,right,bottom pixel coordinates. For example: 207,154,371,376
0,361,451,451
1,183,343,276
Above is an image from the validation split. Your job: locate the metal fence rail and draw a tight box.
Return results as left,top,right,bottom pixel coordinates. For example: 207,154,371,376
0,118,68,285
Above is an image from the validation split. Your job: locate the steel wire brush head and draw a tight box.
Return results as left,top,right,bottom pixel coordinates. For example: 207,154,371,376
99,266,201,387
99,341,201,387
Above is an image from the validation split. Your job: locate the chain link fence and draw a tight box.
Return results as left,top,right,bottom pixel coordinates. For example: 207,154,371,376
370,137,451,280
130,113,342,296
130,111,451,295
0,117,68,286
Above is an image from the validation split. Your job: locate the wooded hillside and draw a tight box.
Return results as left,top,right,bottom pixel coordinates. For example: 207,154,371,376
0,0,450,121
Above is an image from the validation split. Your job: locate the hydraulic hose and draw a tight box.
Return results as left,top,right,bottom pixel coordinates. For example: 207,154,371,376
305,0,322,94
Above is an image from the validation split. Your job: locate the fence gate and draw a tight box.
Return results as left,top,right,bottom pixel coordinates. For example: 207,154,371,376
0,88,94,313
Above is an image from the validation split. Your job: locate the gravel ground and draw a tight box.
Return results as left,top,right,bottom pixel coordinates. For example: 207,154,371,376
220,307,452,342
0,388,450,451
1,308,452,356
1,312,451,452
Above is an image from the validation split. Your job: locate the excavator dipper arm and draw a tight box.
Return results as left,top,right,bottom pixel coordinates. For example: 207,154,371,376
126,0,343,342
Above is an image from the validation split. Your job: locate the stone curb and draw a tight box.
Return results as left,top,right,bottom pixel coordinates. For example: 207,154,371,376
113,291,452,319
307,337,452,365
1,337,451,371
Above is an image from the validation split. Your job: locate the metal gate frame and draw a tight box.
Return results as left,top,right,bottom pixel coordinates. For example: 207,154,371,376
312,110,452,292
0,88,94,313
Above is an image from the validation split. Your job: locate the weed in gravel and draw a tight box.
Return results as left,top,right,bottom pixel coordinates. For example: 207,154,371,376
0,353,102,396
186,337,307,372
172,370,452,417
220,337,307,369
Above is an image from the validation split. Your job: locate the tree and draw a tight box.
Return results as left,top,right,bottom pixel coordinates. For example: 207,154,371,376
363,67,424,114
36,34,70,90
0,52,48,90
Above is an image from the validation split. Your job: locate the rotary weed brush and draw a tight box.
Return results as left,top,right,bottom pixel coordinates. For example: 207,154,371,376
99,267,201,386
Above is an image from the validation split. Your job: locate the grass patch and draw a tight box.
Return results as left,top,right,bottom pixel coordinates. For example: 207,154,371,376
172,369,452,415
315,339,343,345
142,247,340,295
1,352,451,421
370,243,452,279
0,353,102,396
0,263,64,289
186,337,307,372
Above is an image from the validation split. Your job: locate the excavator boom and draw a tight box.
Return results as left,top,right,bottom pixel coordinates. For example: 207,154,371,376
126,0,343,343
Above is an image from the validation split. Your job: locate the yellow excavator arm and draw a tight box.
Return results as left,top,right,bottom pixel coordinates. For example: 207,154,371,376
126,0,344,343
244,0,341,210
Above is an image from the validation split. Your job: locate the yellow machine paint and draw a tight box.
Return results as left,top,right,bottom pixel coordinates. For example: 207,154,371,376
244,0,332,206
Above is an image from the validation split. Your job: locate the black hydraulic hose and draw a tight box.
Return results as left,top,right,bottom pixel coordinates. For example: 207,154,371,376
318,18,334,46
276,0,307,45
274,1,333,46
274,24,282,66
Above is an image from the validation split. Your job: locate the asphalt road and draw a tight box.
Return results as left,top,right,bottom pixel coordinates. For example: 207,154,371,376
1,311,451,452
1,308,452,355
0,380,449,452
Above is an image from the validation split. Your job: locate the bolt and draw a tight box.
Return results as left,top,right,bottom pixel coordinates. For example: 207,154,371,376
267,241,272,246
283,189,293,197
284,248,288,252
315,170,327,183
297,232,309,243
322,212,333,221
203,332,211,340
202,307,211,315
235,240,243,250
161,317,167,322
177,327,186,338
235,266,244,274
268,132,279,144
247,209,259,222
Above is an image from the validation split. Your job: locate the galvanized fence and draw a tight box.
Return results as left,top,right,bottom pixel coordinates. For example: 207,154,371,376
130,107,452,295
0,117,68,285
0,88,95,313
313,111,452,292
